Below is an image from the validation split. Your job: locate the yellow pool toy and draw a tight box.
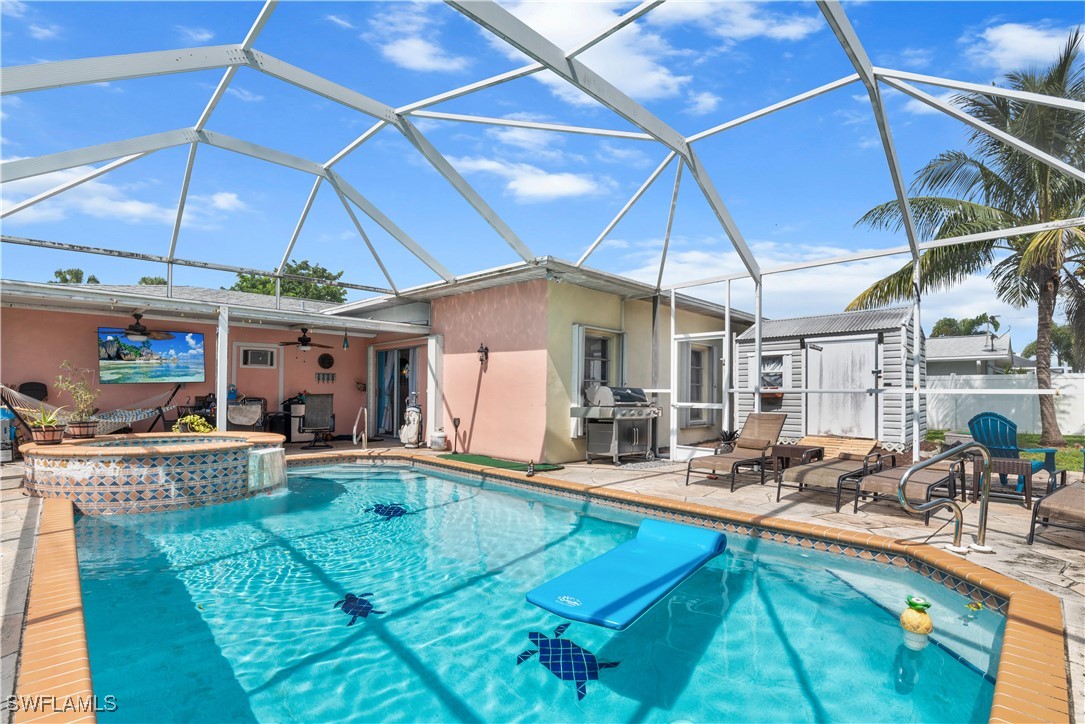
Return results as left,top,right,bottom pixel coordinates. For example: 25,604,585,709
900,595,933,650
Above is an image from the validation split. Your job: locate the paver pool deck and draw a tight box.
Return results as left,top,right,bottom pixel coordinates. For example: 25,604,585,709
3,441,1082,722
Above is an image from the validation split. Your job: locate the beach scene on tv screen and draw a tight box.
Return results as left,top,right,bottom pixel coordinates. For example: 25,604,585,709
98,328,206,384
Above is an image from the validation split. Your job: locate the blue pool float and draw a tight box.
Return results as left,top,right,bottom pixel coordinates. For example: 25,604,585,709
526,519,727,630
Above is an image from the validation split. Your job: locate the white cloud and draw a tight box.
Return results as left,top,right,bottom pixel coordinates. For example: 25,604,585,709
175,25,214,44
901,90,958,116
595,141,652,169
0,95,23,121
28,23,61,40
0,166,246,228
365,3,469,73
963,23,1078,74
649,2,822,44
382,36,469,72
899,47,934,69
225,87,264,103
685,91,721,116
609,238,1037,352
1,0,28,18
325,14,355,30
450,156,612,203
493,2,691,106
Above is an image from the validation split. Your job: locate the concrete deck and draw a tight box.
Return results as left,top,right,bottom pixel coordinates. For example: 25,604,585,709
2,441,1081,721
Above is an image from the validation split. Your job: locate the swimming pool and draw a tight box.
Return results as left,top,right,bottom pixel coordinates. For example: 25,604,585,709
75,463,1000,722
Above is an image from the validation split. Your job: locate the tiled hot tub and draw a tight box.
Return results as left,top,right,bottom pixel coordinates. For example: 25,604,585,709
20,431,285,514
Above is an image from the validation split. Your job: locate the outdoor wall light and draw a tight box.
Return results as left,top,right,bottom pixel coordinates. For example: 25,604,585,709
478,343,489,365
343,332,350,350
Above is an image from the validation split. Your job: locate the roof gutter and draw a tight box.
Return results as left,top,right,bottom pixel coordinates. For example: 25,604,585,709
0,279,428,335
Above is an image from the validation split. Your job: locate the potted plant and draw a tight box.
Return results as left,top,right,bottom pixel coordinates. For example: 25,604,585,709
27,406,66,445
54,361,101,439
173,415,216,434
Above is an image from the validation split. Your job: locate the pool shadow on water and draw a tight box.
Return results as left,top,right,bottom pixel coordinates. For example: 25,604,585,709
595,560,748,714
77,518,259,723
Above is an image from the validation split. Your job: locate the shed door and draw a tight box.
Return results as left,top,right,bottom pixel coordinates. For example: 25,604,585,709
806,338,878,438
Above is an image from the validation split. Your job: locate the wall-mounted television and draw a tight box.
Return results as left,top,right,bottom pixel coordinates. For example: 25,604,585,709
98,328,206,384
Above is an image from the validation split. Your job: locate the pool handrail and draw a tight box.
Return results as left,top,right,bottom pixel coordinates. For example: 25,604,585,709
897,442,993,554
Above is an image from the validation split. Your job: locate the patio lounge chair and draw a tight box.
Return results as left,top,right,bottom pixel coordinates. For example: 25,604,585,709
775,437,884,512
685,413,787,489
967,412,1066,509
299,394,334,449
853,459,962,524
1027,482,1085,545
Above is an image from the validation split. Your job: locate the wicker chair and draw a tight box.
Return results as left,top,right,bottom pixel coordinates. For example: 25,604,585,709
685,413,787,490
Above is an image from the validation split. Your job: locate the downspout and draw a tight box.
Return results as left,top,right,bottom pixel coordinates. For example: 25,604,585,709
754,281,763,414
216,305,229,431
912,272,922,462
669,289,678,457
900,318,908,451
723,280,732,431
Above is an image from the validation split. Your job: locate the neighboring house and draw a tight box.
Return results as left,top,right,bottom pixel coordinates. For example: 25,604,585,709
926,334,1015,376
0,259,755,464
734,307,924,451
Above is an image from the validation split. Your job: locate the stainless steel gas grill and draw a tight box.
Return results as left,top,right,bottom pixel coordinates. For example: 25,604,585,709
570,386,661,464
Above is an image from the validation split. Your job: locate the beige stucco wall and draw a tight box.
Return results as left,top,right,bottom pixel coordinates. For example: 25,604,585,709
621,299,749,447
543,283,625,463
545,287,751,462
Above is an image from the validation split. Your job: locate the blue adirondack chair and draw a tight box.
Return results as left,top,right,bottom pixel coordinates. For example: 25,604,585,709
967,412,1057,492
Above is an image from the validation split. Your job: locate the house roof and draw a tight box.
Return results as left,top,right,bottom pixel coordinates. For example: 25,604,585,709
327,257,757,324
0,279,423,336
736,306,912,341
926,334,1014,364
64,285,338,314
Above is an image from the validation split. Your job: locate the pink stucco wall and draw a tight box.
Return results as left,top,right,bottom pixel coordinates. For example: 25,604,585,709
431,280,549,462
0,307,365,433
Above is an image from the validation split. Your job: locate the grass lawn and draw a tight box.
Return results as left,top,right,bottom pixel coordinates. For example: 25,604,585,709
926,429,1085,472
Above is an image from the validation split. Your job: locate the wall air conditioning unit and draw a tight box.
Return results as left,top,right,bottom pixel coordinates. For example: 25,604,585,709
240,347,277,369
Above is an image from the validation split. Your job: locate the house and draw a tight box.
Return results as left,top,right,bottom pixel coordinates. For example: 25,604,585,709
926,334,1017,375
0,258,754,464
733,307,924,451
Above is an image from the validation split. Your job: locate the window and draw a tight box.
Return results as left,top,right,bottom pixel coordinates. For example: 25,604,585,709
583,334,612,394
760,355,784,390
240,347,277,369
689,346,706,424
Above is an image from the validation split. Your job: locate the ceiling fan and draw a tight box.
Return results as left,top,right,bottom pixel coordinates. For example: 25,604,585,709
279,328,332,352
123,313,174,341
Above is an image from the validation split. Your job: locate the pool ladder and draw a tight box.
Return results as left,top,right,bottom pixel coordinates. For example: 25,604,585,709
897,442,993,554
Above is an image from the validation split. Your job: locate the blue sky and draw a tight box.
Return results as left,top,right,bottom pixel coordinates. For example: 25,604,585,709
1,1,1081,353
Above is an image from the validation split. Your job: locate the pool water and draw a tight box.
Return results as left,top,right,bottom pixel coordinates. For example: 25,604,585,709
75,464,999,722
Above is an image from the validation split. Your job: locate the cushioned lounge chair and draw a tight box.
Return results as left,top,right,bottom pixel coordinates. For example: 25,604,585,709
853,460,961,524
685,413,787,490
776,438,883,512
1027,482,1085,545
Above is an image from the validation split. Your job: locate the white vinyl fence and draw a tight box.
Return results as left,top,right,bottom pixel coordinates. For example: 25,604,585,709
927,373,1084,435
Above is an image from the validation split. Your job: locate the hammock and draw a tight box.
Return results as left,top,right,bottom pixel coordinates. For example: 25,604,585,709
0,384,177,435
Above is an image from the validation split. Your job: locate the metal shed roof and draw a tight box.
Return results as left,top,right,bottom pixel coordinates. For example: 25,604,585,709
736,306,911,341
926,334,1013,362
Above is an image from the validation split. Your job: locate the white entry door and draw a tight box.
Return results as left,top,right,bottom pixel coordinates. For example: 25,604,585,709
806,338,878,438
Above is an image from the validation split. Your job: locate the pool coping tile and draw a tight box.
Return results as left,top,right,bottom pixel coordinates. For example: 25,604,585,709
13,498,95,724
18,450,1071,724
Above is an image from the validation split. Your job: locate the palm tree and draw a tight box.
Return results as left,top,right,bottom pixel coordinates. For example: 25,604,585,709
848,31,1085,446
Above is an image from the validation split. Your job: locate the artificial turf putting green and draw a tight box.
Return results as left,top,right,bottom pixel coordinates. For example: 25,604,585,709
436,453,563,472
